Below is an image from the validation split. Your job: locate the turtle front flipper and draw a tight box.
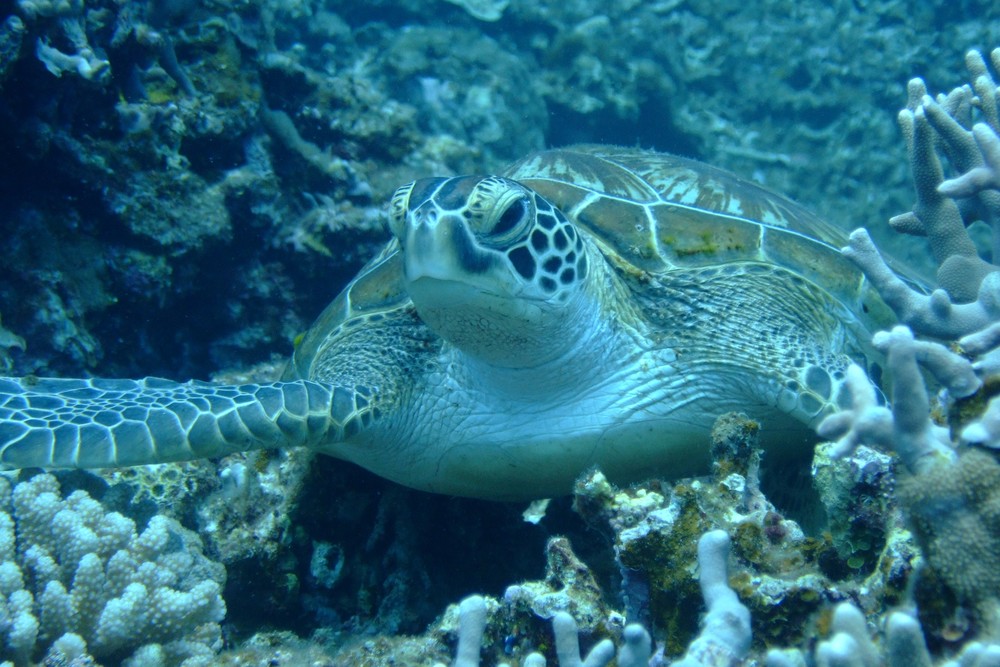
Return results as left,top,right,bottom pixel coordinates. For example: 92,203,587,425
0,376,368,468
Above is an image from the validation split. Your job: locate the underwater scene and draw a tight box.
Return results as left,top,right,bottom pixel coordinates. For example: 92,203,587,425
1,0,1000,664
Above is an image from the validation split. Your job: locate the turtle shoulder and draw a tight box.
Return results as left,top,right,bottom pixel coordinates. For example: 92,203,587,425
505,144,894,327
285,240,411,380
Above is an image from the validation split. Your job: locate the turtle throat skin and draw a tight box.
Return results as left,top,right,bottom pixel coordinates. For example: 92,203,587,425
390,175,600,369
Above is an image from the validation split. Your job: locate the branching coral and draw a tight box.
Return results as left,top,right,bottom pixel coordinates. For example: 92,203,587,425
0,473,226,664
672,530,752,667
842,48,1000,349
817,47,1000,646
817,329,962,475
763,602,993,667
438,530,746,667
824,344,1000,636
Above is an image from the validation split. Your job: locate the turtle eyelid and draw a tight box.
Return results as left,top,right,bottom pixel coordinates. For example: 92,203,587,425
492,198,528,238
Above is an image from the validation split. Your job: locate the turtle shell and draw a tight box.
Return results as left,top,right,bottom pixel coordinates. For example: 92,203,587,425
287,240,408,379
291,144,898,378
503,144,895,329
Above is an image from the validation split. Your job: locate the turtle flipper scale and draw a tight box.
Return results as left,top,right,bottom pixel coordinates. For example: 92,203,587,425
0,376,359,468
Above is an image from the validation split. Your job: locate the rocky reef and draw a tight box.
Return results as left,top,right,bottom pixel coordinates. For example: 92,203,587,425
1,0,1000,666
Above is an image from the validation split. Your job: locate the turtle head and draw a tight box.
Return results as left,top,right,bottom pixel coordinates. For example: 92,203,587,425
389,175,592,367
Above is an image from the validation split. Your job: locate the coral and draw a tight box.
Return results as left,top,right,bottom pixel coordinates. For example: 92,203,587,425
842,229,1000,341
939,121,1000,199
573,468,708,652
27,9,110,84
0,317,24,375
890,81,996,302
816,48,1000,648
811,442,896,577
503,537,614,635
259,106,356,183
436,531,745,667
820,49,1000,462
842,49,1000,356
434,594,625,667
962,396,1000,447
16,0,80,20
0,17,25,86
818,329,961,474
439,596,489,667
897,448,1000,638
379,24,546,159
920,49,1000,260
672,530,752,667
2,3,999,666
436,560,998,667
571,413,905,656
819,333,1000,638
442,0,509,22
35,38,109,81
0,472,226,664
191,447,312,564
766,601,1000,667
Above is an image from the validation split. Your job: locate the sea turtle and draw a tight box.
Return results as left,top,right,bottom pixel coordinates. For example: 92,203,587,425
0,146,894,500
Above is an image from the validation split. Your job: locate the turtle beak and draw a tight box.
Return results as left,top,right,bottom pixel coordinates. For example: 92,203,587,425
400,205,498,283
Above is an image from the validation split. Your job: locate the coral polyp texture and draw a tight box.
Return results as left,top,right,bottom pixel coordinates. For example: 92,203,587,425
0,473,225,665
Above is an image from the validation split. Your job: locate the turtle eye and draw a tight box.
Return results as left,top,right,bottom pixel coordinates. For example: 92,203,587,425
491,197,530,242
388,182,415,240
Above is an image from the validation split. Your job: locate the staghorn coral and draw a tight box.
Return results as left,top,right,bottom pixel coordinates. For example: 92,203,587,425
439,592,1000,667
818,332,1000,641
433,535,998,667
672,530,752,667
0,472,226,665
818,48,1000,647
437,530,744,667
765,601,1000,667
842,49,1000,350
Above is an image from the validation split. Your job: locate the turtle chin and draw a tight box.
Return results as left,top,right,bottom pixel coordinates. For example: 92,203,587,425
407,275,564,368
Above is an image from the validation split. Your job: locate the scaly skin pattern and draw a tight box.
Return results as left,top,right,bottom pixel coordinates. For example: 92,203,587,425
0,377,351,467
0,146,882,500
321,259,861,499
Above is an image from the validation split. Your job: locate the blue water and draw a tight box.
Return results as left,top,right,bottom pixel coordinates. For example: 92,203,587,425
0,0,998,663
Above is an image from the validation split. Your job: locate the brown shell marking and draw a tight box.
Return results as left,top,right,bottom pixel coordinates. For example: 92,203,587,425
286,241,409,379
290,144,902,377
504,144,877,317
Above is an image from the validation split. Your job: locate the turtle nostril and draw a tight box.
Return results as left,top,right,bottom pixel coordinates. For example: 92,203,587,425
413,204,440,227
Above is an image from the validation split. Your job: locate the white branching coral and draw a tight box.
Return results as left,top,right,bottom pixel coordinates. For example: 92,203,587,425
437,530,748,667
816,47,1000,647
0,473,226,665
843,48,1000,363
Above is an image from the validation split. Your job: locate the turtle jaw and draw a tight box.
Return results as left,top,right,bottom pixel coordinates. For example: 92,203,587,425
400,216,582,368
407,275,562,367
399,210,508,290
